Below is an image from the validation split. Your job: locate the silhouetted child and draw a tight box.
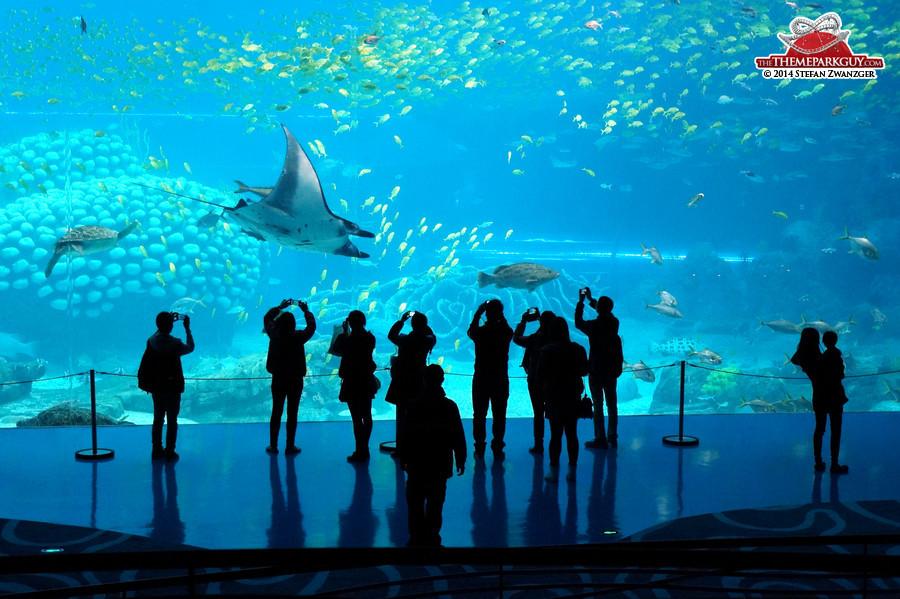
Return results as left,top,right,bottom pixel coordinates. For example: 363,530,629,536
401,364,466,546
820,330,849,474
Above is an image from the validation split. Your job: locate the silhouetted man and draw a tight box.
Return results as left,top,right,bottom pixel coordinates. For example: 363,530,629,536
575,289,622,449
401,364,466,546
468,299,513,459
142,311,194,461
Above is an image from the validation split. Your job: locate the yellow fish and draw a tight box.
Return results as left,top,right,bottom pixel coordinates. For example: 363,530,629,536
332,279,339,293
367,301,377,314
399,256,410,269
399,105,413,116
358,291,369,303
582,168,596,177
224,273,233,285
433,223,442,233
257,294,263,307
394,135,403,148
211,308,216,319
454,339,461,351
155,272,166,287
512,169,525,176
772,210,788,220
226,259,233,273
319,269,327,282
318,308,328,319
140,245,149,258
398,277,408,290
505,229,514,240
390,186,400,200
169,262,176,274
194,258,204,272
398,302,408,315
160,235,168,249
184,162,192,174
358,168,371,178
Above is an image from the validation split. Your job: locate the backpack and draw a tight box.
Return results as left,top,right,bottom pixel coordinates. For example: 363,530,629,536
137,342,157,393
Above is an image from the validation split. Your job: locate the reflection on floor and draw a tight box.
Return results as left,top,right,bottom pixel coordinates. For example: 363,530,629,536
0,413,898,550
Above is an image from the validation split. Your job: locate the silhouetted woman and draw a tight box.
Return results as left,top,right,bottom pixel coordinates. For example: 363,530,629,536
334,310,378,462
264,300,316,455
513,308,555,454
791,327,847,473
536,316,589,483
386,311,436,455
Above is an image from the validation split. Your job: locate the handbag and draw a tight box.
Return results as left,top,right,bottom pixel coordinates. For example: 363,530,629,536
578,393,593,419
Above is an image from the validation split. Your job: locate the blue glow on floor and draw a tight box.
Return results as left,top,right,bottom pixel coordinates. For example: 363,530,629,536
0,413,895,549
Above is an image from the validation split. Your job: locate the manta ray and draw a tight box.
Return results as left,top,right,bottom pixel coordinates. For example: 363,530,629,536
223,124,374,258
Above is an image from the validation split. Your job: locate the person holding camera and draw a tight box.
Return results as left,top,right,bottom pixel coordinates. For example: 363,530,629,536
575,288,623,449
536,316,589,482
143,311,194,461
385,310,436,457
467,299,514,460
264,299,316,455
333,310,378,463
513,307,556,454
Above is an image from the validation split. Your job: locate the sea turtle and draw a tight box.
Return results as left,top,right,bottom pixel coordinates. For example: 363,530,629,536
16,401,132,427
44,221,138,277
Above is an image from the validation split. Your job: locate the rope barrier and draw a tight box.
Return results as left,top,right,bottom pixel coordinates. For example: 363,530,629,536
0,364,896,388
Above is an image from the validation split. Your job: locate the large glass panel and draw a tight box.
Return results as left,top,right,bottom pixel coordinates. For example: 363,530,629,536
0,2,897,428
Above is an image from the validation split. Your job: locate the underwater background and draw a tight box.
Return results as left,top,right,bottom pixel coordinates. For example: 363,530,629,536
0,0,897,427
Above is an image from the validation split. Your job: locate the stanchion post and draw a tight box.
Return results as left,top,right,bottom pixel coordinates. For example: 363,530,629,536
75,369,115,461
662,361,699,447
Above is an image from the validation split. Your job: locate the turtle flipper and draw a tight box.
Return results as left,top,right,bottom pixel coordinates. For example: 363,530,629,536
44,252,60,277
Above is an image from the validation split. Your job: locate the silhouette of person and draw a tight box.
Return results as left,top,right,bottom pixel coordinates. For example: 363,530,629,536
400,364,466,547
334,310,378,462
820,330,850,474
575,289,623,449
467,299,514,459
263,299,316,455
514,308,555,454
536,316,589,483
385,310,436,456
144,311,194,461
791,327,848,473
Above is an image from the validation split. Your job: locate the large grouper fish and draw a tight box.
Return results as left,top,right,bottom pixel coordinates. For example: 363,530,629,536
221,124,374,258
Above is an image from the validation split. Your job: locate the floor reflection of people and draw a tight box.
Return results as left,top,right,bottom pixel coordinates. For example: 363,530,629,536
149,461,185,546
386,460,408,547
586,450,618,542
338,463,378,547
266,455,305,549
522,455,577,546
812,469,841,505
470,460,509,547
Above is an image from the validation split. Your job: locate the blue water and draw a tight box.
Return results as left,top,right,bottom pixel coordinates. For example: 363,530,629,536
0,1,897,425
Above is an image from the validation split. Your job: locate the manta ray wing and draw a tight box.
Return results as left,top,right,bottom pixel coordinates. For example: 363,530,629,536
227,124,373,258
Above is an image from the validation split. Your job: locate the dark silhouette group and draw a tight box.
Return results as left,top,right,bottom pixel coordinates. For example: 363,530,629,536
138,288,852,545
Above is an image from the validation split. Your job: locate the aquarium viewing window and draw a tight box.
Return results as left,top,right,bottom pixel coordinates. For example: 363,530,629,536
0,1,897,429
